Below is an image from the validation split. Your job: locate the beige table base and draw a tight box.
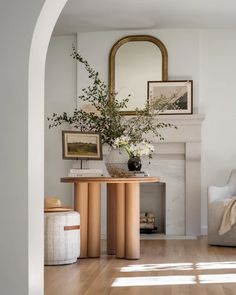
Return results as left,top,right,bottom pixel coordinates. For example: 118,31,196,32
107,183,140,259
74,182,140,259
61,177,158,259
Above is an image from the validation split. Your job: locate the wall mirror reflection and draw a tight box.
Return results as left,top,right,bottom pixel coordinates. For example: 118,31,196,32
109,35,168,115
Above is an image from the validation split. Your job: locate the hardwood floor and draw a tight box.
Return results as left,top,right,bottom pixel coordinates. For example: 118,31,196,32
45,238,236,295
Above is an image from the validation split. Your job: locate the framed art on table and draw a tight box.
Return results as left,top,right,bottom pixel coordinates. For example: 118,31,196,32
62,131,102,160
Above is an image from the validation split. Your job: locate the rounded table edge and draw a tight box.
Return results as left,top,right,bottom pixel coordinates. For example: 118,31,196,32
61,176,160,184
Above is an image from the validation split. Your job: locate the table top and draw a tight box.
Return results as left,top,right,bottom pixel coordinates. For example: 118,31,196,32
61,176,160,184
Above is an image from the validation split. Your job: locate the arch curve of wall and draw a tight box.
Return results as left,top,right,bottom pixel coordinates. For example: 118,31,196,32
28,0,68,293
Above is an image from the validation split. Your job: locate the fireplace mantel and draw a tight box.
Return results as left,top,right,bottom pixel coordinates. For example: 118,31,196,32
150,113,205,236
147,113,205,144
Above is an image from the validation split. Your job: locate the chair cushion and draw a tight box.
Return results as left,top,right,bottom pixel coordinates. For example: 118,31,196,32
208,198,236,246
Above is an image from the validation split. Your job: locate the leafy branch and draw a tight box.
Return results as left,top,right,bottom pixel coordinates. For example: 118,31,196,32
47,46,177,146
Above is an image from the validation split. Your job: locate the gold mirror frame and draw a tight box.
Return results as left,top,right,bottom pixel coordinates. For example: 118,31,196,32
109,35,168,115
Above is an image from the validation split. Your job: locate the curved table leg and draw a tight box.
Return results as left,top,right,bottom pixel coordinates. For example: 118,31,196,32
107,182,141,259
74,182,101,258
88,183,101,257
74,183,88,258
107,184,116,255
125,183,140,259
115,183,125,258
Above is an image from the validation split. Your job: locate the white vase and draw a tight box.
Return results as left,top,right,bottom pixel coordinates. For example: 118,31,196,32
105,147,132,177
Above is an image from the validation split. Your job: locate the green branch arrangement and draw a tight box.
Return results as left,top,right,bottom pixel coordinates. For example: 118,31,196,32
47,45,177,146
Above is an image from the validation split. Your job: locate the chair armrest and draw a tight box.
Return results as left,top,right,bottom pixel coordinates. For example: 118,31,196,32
208,185,234,203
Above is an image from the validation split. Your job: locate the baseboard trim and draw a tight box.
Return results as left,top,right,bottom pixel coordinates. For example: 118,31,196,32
101,234,197,240
140,234,197,240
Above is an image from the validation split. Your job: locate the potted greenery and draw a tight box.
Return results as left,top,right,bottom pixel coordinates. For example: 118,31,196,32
47,46,176,176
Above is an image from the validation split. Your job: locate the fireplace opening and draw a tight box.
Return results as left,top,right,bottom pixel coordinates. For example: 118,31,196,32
140,182,166,234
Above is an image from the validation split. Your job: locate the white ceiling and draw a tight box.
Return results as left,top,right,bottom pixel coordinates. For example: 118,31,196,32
54,0,236,35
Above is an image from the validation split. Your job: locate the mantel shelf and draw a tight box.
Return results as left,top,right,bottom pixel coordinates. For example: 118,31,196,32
159,113,205,125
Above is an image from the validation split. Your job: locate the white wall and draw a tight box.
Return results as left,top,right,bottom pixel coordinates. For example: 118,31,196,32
199,30,236,233
45,35,77,205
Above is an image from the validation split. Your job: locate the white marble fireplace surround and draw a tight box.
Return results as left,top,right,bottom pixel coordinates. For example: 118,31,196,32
146,114,205,237
88,114,204,238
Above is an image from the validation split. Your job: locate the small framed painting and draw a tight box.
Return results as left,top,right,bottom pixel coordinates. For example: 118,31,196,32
62,131,102,160
147,80,193,114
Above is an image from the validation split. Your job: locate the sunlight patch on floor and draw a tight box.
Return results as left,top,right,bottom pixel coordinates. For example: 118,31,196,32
120,263,193,272
199,274,236,284
112,273,236,287
112,275,196,287
120,261,236,273
196,261,236,270
113,261,236,287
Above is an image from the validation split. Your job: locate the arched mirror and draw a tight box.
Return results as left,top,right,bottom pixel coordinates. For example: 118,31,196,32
109,35,168,115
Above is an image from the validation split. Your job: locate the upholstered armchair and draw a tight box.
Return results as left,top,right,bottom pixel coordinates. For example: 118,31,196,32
208,169,236,246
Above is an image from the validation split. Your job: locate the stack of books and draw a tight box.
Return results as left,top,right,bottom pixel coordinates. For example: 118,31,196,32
68,168,104,177
133,171,150,177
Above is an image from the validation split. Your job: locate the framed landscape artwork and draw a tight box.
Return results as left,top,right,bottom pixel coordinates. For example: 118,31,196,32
147,80,193,114
62,131,102,160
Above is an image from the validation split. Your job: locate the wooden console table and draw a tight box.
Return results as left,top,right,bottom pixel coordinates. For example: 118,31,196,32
61,176,159,259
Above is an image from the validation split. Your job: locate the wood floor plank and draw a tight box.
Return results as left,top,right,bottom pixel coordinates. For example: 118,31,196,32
45,238,236,295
